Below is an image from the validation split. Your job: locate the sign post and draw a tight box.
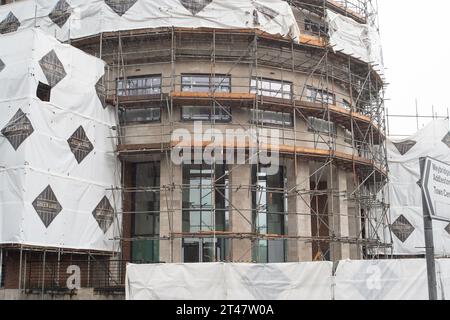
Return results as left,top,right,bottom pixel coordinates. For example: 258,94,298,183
419,156,450,300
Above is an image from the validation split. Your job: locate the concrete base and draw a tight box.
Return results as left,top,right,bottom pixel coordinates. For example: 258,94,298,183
0,288,125,300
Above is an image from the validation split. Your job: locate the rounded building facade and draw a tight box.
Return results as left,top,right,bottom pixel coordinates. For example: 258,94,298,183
0,0,390,295
72,0,389,263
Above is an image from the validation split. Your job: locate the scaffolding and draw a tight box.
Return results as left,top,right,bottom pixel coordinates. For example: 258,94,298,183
1,0,394,295
66,0,391,264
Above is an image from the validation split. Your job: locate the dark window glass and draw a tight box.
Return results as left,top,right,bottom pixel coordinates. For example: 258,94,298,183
131,162,160,263
120,107,161,125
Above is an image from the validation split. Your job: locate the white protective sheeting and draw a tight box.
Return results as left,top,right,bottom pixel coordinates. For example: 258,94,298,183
386,120,450,256
334,259,430,300
125,262,333,300
326,9,384,75
0,29,121,252
0,0,300,43
437,259,450,300
126,260,450,300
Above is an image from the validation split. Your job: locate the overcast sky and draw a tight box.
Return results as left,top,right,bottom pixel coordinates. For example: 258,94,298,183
378,0,450,137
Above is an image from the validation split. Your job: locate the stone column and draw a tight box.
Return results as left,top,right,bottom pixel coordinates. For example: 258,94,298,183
230,164,253,262
329,166,350,261
159,157,183,263
286,158,313,262
347,172,362,260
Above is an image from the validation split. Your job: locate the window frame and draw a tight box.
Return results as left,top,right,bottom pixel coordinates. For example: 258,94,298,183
182,164,230,263
119,106,162,125
250,77,293,100
116,74,162,97
181,74,231,93
130,162,161,263
342,99,351,110
250,109,293,127
181,105,232,123
307,116,337,136
304,18,329,36
252,165,288,263
306,86,336,105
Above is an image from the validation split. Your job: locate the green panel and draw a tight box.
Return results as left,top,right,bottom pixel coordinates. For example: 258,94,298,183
131,240,159,263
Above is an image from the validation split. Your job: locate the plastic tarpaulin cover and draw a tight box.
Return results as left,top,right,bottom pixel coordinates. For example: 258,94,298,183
0,0,300,43
334,259,430,300
0,28,121,252
437,259,450,300
386,120,450,256
326,9,384,75
125,262,333,300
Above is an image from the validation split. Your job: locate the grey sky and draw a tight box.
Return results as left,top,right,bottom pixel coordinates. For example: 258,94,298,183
378,0,450,137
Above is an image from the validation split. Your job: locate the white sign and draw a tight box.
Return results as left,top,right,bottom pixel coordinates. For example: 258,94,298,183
421,157,450,221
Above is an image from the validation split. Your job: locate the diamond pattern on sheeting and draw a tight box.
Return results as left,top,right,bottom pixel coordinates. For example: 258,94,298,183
39,50,67,88
1,109,34,150
92,196,115,234
48,0,72,28
32,185,63,228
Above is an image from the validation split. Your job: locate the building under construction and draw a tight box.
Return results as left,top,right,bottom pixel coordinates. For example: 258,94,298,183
0,0,390,299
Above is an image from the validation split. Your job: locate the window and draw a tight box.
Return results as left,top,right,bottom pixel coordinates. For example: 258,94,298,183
306,86,335,105
252,166,287,263
304,19,328,35
250,109,293,127
131,162,160,263
251,78,292,100
182,165,230,262
36,82,51,102
119,107,161,125
344,128,353,145
307,116,337,135
181,74,231,93
117,75,161,96
343,99,351,110
181,105,231,122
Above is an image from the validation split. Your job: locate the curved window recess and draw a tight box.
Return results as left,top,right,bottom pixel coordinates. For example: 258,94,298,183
117,75,161,96
344,128,353,145
250,109,293,127
306,86,335,105
307,116,337,136
342,99,351,110
181,74,231,93
304,18,328,36
250,78,292,100
119,106,161,125
181,105,231,123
